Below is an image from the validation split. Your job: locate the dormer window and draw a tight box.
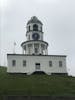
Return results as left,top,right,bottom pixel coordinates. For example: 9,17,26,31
33,24,38,31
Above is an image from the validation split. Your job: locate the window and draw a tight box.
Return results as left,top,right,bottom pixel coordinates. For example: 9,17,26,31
29,47,31,54
35,63,40,70
49,61,52,67
59,61,62,67
12,60,16,66
23,60,26,67
33,24,38,31
41,26,42,31
35,48,38,54
29,26,30,31
28,35,30,40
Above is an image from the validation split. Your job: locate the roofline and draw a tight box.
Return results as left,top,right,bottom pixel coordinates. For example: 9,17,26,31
21,40,48,46
26,30,44,34
27,16,43,25
7,54,67,57
27,21,43,25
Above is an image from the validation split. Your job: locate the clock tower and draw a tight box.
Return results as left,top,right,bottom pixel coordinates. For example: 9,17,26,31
7,16,67,75
21,16,48,55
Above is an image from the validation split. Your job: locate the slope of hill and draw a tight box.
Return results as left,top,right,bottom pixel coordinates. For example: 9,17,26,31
0,67,75,96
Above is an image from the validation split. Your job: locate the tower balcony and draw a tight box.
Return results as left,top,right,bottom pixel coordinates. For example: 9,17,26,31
21,40,48,55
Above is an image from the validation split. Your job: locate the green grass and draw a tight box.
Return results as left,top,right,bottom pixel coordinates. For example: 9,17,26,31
0,67,75,96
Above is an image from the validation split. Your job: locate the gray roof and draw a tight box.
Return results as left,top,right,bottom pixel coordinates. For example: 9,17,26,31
27,16,43,25
7,54,66,57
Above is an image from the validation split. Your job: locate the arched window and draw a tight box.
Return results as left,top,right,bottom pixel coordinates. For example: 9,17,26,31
29,26,30,31
33,24,38,31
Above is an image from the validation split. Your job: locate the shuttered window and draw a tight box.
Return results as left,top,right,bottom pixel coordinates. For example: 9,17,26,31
23,60,26,67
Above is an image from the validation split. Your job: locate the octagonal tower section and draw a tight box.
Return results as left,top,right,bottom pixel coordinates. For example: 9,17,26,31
21,16,48,55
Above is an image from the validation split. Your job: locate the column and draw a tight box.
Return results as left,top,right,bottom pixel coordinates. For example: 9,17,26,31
26,45,28,54
46,46,48,55
47,48,48,55
32,43,35,54
45,49,46,55
45,45,48,55
46,48,48,55
39,43,41,54
22,48,24,54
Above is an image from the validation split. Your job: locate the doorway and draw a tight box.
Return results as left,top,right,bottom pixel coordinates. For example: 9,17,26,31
35,63,40,70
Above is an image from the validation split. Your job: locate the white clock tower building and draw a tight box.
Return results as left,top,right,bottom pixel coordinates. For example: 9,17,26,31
21,16,48,55
7,16,68,75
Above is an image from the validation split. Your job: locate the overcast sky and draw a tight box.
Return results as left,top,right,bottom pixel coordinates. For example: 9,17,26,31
0,0,75,76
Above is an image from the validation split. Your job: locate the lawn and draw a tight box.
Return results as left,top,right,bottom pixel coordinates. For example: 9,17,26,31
0,67,75,96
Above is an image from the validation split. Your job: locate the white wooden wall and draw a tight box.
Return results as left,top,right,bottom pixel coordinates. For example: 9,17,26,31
7,54,67,75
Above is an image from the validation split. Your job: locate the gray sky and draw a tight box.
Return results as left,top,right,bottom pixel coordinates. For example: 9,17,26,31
0,0,75,76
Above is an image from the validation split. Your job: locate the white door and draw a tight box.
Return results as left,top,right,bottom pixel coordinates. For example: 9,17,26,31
35,63,40,71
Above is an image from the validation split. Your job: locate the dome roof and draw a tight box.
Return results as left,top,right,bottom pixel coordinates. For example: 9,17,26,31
27,16,43,25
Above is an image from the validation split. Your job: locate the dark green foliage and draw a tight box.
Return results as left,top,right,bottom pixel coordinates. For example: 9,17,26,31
0,67,75,96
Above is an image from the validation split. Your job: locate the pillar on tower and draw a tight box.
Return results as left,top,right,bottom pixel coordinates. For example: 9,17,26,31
32,43,35,54
22,48,24,54
39,43,42,54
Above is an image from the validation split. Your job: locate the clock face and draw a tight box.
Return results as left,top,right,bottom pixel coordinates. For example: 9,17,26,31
32,33,40,40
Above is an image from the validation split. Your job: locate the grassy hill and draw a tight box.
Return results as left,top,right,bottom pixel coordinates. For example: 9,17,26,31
0,67,75,96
